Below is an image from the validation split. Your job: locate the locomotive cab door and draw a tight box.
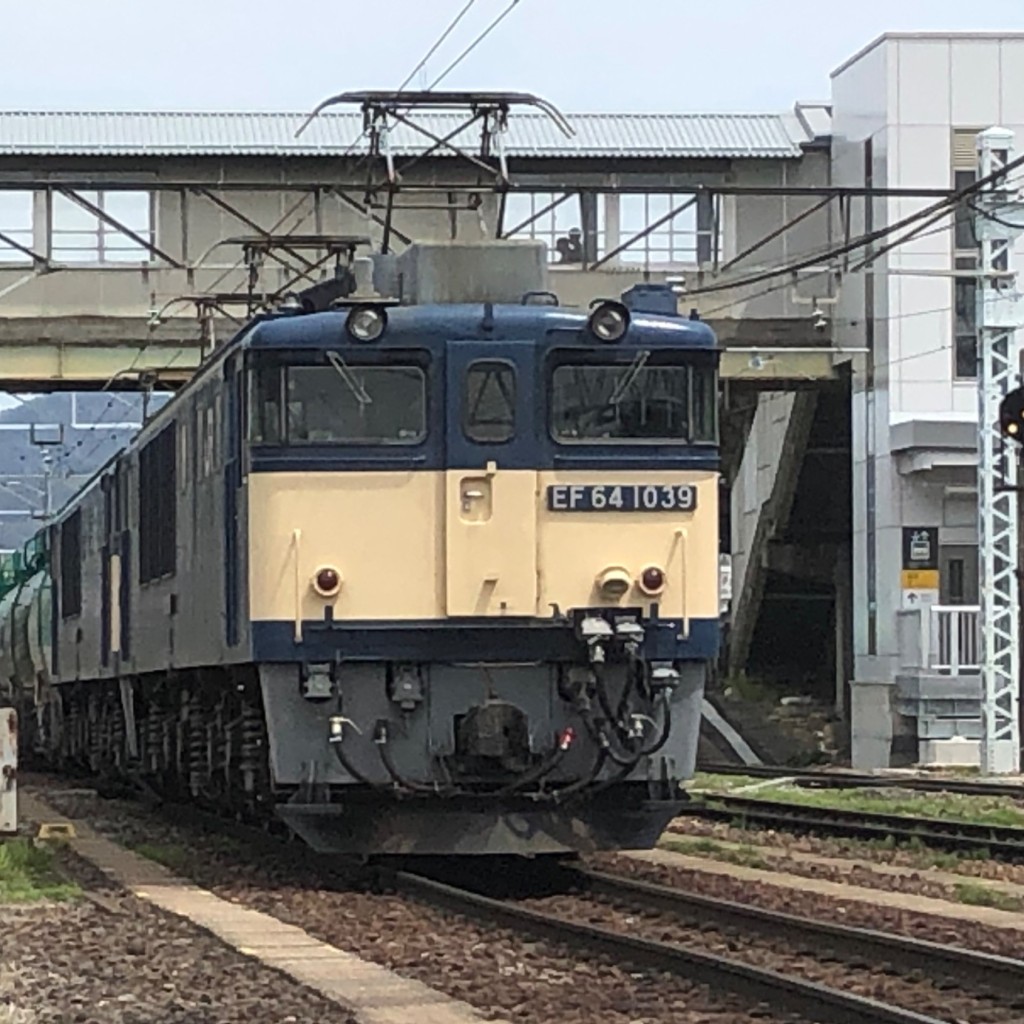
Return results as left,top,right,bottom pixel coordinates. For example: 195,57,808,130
444,341,538,617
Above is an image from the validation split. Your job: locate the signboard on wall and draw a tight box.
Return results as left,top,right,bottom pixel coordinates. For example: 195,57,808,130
901,526,939,608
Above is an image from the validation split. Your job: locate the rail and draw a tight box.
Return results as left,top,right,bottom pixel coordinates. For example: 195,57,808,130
696,761,1024,798
684,794,1024,859
394,868,944,1024
576,867,1024,1000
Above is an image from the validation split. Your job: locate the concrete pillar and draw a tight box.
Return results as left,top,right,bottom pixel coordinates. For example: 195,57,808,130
580,193,599,266
850,680,893,768
603,194,620,261
696,191,714,267
833,546,852,718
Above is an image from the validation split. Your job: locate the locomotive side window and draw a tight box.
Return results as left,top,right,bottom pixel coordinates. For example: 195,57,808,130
251,364,284,444
285,364,426,445
464,360,516,443
60,510,82,618
139,424,177,583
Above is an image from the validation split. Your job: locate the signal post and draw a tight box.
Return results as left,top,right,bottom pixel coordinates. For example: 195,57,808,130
979,128,1024,774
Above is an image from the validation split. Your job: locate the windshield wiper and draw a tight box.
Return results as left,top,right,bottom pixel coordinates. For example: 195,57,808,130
609,350,651,406
326,350,372,407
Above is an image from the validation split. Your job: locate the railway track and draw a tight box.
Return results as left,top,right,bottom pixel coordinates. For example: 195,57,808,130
683,793,1024,859
698,762,1024,799
395,868,947,1024
33,779,1024,1024
571,867,1024,1000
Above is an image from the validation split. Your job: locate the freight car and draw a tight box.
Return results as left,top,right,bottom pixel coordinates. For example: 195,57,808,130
1,240,720,855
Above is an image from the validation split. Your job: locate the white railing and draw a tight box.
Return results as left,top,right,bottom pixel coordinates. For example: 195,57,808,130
897,604,980,675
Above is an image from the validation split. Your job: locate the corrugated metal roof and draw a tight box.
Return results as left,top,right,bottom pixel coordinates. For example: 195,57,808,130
0,111,805,159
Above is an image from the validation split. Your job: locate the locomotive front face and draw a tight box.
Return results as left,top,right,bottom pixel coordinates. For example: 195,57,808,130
246,319,718,638
241,301,720,854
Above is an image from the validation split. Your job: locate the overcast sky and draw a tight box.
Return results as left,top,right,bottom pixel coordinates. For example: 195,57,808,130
0,0,1021,114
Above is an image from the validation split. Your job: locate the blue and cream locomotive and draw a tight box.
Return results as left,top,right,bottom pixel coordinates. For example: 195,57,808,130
4,240,720,855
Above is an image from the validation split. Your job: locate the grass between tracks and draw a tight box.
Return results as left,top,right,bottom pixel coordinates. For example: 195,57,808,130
0,839,78,903
687,773,1024,829
951,880,1024,911
132,834,243,876
134,842,193,874
658,833,1024,909
659,835,774,870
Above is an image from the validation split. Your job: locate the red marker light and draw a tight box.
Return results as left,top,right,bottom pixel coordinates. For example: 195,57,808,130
313,567,341,596
558,727,576,751
640,566,666,594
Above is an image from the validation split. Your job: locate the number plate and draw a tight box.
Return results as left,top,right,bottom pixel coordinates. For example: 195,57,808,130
546,484,698,512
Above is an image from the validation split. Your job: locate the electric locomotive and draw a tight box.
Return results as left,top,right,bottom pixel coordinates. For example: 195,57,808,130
4,239,720,855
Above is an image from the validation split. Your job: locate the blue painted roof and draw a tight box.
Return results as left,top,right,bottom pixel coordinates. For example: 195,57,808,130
246,303,718,351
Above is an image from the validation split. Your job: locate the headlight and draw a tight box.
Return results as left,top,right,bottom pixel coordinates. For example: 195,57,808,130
596,566,632,601
346,305,387,342
587,301,630,343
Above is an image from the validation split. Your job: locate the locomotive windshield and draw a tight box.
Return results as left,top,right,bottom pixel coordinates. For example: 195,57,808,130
251,357,426,445
550,351,716,444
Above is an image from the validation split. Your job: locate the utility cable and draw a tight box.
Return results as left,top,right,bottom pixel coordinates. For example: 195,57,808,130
427,0,522,90
696,192,1024,318
399,0,478,91
682,154,1024,297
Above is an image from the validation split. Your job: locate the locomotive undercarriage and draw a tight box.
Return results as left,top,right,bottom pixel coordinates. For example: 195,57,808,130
35,653,699,856
40,669,276,821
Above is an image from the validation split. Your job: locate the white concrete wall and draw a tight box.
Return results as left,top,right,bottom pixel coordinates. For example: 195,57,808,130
885,36,1024,424
836,33,1024,695
832,36,893,684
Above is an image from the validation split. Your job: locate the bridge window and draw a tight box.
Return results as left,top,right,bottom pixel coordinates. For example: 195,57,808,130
464,360,516,443
550,354,716,444
60,511,82,618
51,190,154,264
503,193,603,265
139,424,177,583
0,192,34,263
503,193,721,267
618,194,699,266
281,362,426,446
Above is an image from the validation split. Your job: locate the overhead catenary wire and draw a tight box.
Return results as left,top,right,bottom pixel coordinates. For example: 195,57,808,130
680,155,1024,297
427,0,522,90
694,201,1023,319
398,0,478,91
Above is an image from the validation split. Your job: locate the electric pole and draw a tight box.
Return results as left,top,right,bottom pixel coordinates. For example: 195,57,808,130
977,127,1024,773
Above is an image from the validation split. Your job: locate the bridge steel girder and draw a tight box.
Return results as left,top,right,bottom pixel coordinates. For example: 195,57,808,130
0,336,844,394
0,317,202,391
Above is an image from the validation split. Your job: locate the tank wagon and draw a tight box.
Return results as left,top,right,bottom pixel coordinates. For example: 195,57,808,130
0,540,51,756
2,240,720,855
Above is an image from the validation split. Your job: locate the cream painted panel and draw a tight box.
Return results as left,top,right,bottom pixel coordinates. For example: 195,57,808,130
249,471,444,622
444,469,538,616
536,471,719,621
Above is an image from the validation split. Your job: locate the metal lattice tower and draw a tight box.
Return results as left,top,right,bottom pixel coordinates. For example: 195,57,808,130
977,127,1024,774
